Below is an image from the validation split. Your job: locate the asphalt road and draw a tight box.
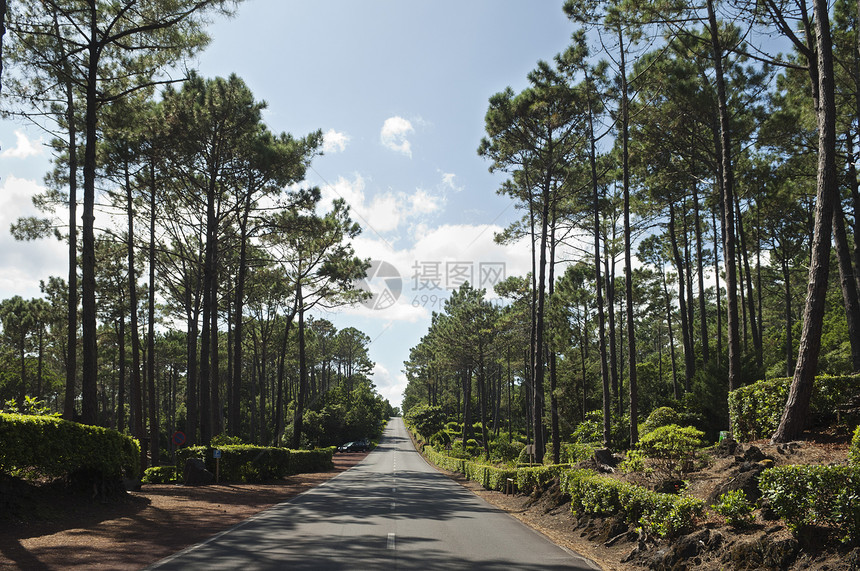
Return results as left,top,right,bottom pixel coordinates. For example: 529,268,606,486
147,418,599,570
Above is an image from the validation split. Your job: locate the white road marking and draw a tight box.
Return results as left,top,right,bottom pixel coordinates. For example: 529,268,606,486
387,532,396,550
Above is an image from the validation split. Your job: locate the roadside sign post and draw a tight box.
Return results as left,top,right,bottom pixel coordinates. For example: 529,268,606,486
213,449,222,483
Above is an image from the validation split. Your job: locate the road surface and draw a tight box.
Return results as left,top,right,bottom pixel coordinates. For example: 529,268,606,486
148,418,599,570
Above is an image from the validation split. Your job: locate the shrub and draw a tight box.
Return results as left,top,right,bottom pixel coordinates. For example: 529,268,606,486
516,442,539,464
561,468,704,538
712,490,755,528
516,464,570,494
429,430,451,450
404,404,446,438
619,449,647,474
449,440,470,459
175,445,332,483
0,413,139,485
759,464,860,541
849,425,860,466
637,424,704,477
571,410,630,450
211,434,244,446
562,442,594,465
728,374,860,442
142,465,178,484
642,407,680,435
490,435,522,463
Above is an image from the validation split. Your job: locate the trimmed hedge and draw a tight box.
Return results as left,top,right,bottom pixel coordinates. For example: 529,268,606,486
728,374,860,442
560,469,704,538
516,464,571,493
422,443,703,538
143,465,178,484
759,464,860,540
175,445,333,483
0,413,139,481
422,445,564,493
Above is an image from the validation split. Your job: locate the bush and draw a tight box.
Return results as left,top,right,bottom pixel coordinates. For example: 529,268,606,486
637,424,704,477
175,445,332,483
211,434,244,446
561,468,704,538
562,442,594,465
142,465,178,484
516,464,570,494
712,490,755,528
404,405,446,439
0,413,139,485
571,410,630,450
759,464,860,541
619,449,647,474
465,438,480,455
429,430,451,450
641,407,680,435
490,435,522,463
728,374,860,442
849,425,860,466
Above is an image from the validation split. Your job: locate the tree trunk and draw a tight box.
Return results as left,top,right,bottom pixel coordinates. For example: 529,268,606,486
833,204,860,371
80,7,100,426
546,203,561,464
147,161,159,465
669,205,694,391
773,0,838,442
63,75,78,422
292,285,307,449
125,161,144,473
185,303,199,445
618,24,638,447
117,317,126,433
712,209,723,365
586,71,611,450
533,192,549,461
707,0,741,397
735,196,762,370
692,173,709,365
661,262,680,399
782,256,795,377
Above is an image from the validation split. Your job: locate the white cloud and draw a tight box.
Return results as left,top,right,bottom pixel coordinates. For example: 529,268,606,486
0,176,67,300
370,362,408,409
380,116,415,157
440,172,463,193
319,174,443,238
1,130,43,159
408,189,441,216
322,129,350,153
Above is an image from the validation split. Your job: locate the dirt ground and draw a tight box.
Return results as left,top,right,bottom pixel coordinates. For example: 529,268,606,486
0,453,367,570
1,433,858,571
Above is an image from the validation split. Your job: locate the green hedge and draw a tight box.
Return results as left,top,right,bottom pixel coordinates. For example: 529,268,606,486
422,445,564,493
728,374,860,441
516,464,571,493
175,445,333,483
0,413,139,481
142,465,179,484
560,469,704,538
289,448,335,474
759,464,860,541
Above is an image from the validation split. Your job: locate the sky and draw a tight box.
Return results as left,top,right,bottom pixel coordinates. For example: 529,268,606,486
0,0,579,410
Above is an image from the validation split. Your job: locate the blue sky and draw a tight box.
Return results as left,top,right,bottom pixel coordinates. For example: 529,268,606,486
0,1,578,409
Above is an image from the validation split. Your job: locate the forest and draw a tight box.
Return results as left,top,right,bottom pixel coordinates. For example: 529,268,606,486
0,0,395,469
402,0,860,462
